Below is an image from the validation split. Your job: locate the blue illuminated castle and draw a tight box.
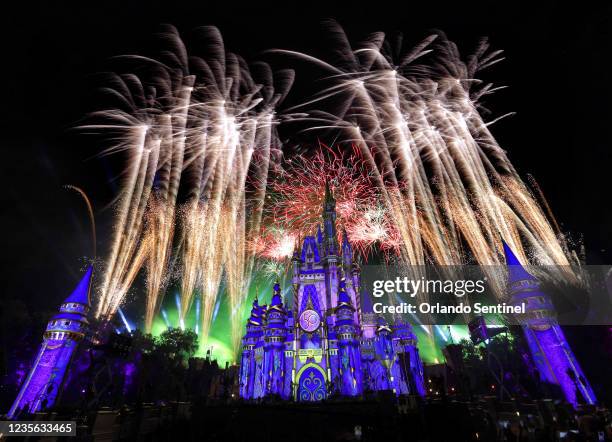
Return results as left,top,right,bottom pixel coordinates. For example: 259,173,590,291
8,266,93,417
504,243,597,406
239,185,426,401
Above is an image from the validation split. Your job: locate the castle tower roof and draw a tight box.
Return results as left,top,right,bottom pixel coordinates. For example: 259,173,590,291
336,278,354,311
268,280,286,313
271,281,283,306
502,241,537,284
247,294,264,326
63,265,93,306
49,266,93,335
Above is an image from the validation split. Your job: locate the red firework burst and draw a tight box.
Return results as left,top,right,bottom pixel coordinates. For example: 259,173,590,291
258,146,399,260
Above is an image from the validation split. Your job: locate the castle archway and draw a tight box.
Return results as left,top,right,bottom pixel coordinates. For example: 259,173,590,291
295,363,327,401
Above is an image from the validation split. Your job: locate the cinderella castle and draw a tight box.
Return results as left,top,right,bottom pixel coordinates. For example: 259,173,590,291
238,184,427,401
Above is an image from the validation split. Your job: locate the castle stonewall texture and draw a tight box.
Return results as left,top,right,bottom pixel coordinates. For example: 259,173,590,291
239,184,426,401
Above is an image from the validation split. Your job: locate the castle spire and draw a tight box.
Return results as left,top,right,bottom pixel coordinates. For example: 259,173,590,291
335,277,354,311
324,179,334,205
270,279,284,310
322,181,338,255
64,265,93,306
501,240,537,284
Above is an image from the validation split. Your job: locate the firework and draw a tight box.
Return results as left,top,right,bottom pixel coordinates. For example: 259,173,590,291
273,22,578,298
90,22,581,359
91,25,293,354
261,148,399,258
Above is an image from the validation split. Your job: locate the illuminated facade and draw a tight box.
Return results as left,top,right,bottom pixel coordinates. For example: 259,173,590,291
239,185,426,401
8,266,92,417
504,243,596,406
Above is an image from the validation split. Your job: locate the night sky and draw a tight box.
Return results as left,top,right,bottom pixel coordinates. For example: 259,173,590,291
2,1,611,314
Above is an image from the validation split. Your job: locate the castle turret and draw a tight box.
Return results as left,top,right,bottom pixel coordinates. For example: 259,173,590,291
371,315,394,391
393,319,426,396
9,266,93,418
503,242,596,406
263,282,289,397
240,295,265,399
334,278,362,396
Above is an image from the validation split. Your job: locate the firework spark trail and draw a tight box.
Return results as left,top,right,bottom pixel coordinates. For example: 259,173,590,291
91,26,293,352
274,22,577,300
142,74,195,331
63,185,97,259
96,126,158,319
